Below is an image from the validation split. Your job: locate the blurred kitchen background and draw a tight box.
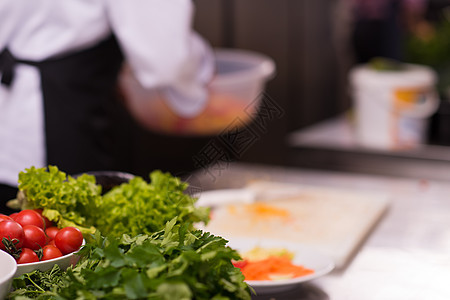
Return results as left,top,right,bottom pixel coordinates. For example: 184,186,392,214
187,0,450,181
119,0,450,181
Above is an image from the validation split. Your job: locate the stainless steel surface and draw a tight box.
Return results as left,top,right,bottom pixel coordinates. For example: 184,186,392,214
287,115,450,181
189,163,450,300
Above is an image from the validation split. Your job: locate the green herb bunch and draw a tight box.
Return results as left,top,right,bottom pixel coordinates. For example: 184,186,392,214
8,219,251,300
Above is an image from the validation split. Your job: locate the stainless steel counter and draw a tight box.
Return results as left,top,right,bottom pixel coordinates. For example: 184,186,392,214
189,163,450,300
287,115,450,181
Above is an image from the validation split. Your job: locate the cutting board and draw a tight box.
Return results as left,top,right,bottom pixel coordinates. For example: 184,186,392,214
198,181,390,269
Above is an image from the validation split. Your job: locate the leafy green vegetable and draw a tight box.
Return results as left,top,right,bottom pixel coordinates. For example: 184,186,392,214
95,171,210,238
10,166,210,238
9,166,101,235
7,167,244,300
8,219,251,300
8,264,67,299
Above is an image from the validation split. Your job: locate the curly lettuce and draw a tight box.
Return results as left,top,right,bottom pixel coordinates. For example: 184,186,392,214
96,171,210,238
10,166,101,234
9,166,209,238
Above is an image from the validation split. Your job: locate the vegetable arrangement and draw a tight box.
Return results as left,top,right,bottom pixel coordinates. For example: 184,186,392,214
0,209,83,264
8,166,209,238
8,219,250,300
2,166,250,299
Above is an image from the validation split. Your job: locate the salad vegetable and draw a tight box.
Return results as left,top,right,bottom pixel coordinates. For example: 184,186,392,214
8,166,210,238
1,221,81,264
235,255,314,281
8,218,251,300
95,171,209,238
5,166,250,299
8,166,101,235
232,247,314,281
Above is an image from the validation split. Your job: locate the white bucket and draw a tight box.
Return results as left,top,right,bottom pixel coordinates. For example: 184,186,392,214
350,63,439,150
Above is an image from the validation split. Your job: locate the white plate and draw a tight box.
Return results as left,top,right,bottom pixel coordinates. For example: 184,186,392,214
227,237,335,294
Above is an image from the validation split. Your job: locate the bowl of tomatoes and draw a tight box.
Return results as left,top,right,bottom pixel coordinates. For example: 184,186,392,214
0,209,84,277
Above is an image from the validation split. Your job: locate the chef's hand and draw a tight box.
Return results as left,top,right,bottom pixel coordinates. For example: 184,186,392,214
121,83,255,136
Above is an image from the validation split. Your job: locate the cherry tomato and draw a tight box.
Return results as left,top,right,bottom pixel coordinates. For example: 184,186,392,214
54,227,83,255
14,210,44,229
42,245,63,261
0,220,24,250
45,226,60,241
0,214,13,222
232,260,248,269
17,248,39,264
33,209,53,229
22,225,47,250
48,239,56,247
9,213,18,220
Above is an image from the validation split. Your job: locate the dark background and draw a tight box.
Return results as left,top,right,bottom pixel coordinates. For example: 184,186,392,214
193,0,349,166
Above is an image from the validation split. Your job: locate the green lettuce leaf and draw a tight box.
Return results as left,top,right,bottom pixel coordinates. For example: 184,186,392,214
13,166,210,239
94,170,210,238
14,166,102,232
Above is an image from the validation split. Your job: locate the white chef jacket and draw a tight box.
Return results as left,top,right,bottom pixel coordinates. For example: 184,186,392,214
0,0,214,187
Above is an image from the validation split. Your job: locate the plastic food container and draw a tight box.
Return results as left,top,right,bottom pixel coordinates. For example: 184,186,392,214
209,48,276,119
350,63,439,150
120,48,276,135
0,250,17,300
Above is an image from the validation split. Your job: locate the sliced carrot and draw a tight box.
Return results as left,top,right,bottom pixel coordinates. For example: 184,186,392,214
238,255,314,281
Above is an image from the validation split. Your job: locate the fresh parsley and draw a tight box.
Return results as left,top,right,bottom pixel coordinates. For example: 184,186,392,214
8,219,251,300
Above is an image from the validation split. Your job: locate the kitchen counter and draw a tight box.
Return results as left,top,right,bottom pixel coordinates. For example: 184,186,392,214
287,115,450,181
189,162,450,300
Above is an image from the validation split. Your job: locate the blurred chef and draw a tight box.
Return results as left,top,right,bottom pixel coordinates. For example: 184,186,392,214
0,0,214,213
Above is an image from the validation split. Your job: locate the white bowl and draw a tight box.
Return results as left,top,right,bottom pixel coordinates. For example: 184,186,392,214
15,240,85,277
0,250,17,300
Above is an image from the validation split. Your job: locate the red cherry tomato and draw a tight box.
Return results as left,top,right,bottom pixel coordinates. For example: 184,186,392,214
14,210,44,229
54,227,83,255
232,260,248,269
33,209,53,229
45,226,60,241
0,220,24,250
48,239,56,247
17,248,39,264
42,245,63,261
0,214,13,222
9,213,18,220
22,225,47,250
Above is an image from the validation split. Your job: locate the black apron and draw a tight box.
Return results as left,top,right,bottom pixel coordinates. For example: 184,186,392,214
0,36,134,178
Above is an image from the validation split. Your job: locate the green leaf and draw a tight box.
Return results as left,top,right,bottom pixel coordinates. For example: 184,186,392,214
125,241,164,266
122,269,148,299
155,282,192,300
84,267,122,289
103,242,126,268
200,250,217,261
145,264,167,279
